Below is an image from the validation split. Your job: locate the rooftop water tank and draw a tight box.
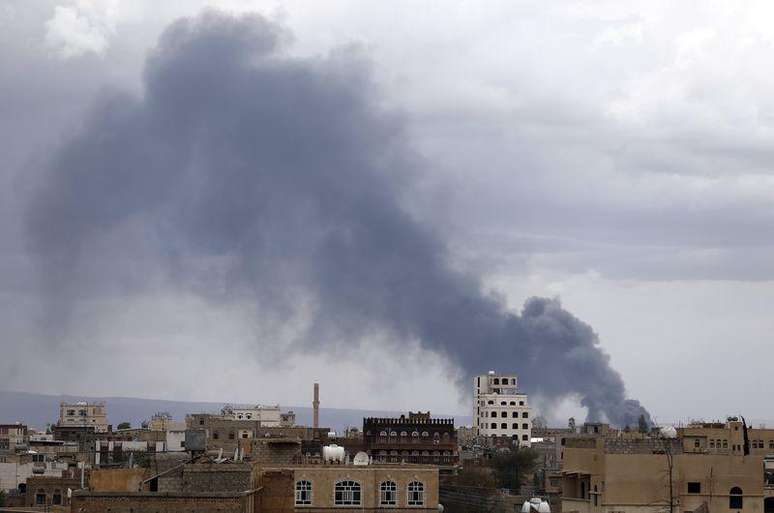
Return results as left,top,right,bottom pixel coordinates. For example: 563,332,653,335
322,444,345,463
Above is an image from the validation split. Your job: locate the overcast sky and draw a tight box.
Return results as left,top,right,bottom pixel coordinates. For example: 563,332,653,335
2,0,774,427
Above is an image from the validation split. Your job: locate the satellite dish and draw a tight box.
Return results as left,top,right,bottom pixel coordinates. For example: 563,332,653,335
353,452,370,466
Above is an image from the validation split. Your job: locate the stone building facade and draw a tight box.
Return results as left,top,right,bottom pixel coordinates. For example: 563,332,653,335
25,474,82,508
363,412,457,466
561,420,774,513
267,463,440,512
59,401,109,432
0,424,28,453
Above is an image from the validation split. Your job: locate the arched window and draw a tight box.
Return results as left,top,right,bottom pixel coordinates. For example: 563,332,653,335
390,431,398,436
411,431,419,437
729,487,743,509
400,431,408,437
510,401,516,406
522,412,529,418
490,423,497,429
512,412,518,418
380,481,397,506
408,481,425,506
512,423,518,429
379,431,387,437
421,431,429,437
501,423,507,429
523,423,529,429
493,378,500,385
500,401,507,406
501,411,508,418
335,480,361,505
487,400,494,405
295,480,312,505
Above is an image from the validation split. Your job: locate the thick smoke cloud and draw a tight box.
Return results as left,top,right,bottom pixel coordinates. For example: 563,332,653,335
26,10,650,427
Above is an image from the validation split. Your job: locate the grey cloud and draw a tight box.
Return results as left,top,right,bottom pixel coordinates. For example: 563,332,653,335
24,10,649,426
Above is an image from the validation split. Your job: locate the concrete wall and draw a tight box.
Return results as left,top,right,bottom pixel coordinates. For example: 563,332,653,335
0,461,67,492
90,468,147,492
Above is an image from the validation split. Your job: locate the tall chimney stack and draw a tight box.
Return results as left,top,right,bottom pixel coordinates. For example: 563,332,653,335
313,383,320,429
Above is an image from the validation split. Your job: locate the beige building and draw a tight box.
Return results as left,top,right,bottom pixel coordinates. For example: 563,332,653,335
561,420,774,513
58,401,108,432
265,463,439,512
473,371,533,445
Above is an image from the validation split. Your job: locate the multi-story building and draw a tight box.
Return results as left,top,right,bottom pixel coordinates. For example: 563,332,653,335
473,371,532,446
71,452,439,513
0,424,28,453
220,404,295,427
561,419,774,513
58,401,108,432
363,412,458,467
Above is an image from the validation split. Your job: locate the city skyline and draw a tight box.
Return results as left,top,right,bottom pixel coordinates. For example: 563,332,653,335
3,1,774,426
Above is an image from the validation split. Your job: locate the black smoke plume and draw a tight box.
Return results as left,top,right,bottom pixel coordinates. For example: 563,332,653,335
26,10,650,427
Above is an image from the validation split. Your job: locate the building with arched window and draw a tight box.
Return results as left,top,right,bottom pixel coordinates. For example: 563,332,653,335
363,412,457,466
561,419,772,513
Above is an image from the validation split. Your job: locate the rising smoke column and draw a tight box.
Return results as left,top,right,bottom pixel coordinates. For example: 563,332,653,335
26,10,650,427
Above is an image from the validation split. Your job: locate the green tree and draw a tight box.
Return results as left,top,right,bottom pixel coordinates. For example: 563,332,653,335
489,448,539,491
117,421,131,430
638,414,649,433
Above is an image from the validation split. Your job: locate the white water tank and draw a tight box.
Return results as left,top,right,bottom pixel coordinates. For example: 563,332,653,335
521,498,550,513
659,426,677,439
323,444,345,463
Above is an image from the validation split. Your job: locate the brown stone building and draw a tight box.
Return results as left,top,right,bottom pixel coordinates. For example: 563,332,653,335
25,474,82,508
186,413,330,456
363,412,457,467
561,420,774,513
71,455,439,513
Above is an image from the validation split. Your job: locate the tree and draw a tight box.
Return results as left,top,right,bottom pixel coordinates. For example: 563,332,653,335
489,448,539,491
117,422,131,430
0,489,6,507
638,414,649,434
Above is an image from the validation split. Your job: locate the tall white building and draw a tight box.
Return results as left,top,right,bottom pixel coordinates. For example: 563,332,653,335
473,371,532,446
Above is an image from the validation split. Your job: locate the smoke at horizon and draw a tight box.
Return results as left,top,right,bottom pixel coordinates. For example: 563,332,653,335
25,10,650,427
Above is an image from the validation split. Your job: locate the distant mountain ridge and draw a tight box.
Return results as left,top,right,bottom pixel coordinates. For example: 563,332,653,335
0,390,470,432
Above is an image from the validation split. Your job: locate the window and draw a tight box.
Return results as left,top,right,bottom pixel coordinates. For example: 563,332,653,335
408,481,424,506
228,431,235,440
335,480,361,506
52,490,62,505
729,487,743,509
723,440,728,448
296,480,312,505
694,439,701,448
710,440,715,448
687,482,701,494
501,412,507,418
593,485,598,506
512,412,518,418
522,434,528,441
379,431,387,436
199,419,204,425
421,431,429,437
411,431,419,437
400,431,408,437
380,481,397,506
522,423,529,430
519,401,524,406
512,423,518,429
501,401,507,406
242,432,249,439
35,489,46,505
67,410,75,416
501,423,507,429
493,378,500,385
523,412,529,418
770,441,774,450
510,401,516,406
491,423,497,429
213,431,219,440
487,400,494,405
